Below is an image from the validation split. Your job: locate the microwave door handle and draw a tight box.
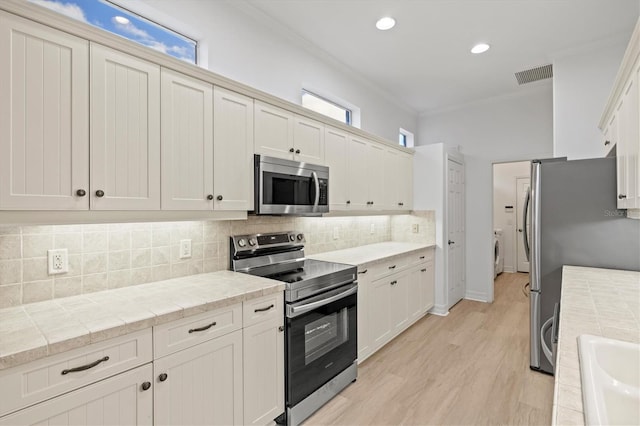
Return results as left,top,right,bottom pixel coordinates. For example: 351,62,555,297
311,171,320,210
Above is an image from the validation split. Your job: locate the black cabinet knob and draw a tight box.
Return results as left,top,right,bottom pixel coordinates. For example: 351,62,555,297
604,140,611,146
207,194,214,200
295,149,300,154
141,382,151,391
158,373,168,382
217,195,223,201
346,200,351,204
76,189,86,197
278,326,284,332
289,148,295,153
619,194,627,199
95,190,105,198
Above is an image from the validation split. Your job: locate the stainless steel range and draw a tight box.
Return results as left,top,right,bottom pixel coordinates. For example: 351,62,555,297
230,231,358,426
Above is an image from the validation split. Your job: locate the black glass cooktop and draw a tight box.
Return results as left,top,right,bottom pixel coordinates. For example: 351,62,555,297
266,259,354,284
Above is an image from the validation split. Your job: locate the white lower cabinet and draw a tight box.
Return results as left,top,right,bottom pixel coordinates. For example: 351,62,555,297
243,316,285,425
0,364,153,426
357,248,435,363
154,330,244,426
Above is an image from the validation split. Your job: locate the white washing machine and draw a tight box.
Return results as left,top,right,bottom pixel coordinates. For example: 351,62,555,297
494,229,504,278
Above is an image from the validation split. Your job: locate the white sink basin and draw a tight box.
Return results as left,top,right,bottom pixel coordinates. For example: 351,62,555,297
578,334,640,425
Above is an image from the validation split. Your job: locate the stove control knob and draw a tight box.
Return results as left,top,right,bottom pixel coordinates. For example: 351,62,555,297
237,238,246,248
248,238,256,246
297,233,304,241
289,234,295,242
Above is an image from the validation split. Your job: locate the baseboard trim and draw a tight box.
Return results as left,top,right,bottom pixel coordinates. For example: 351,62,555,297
503,266,515,273
464,290,490,303
429,304,449,316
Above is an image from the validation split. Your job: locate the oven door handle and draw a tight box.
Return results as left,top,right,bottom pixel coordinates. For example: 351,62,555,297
288,284,357,318
311,171,320,211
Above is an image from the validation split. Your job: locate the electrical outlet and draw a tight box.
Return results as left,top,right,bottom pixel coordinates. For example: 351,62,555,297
180,239,192,259
370,223,375,234
333,227,340,240
412,224,420,233
47,249,69,275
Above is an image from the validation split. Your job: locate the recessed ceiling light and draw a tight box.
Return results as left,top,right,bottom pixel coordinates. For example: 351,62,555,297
114,16,130,25
376,17,396,31
471,43,490,54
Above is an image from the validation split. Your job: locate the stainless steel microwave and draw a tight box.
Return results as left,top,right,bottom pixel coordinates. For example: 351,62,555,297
254,155,329,216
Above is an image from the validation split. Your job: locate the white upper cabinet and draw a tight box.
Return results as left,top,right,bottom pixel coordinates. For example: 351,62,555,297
0,12,89,210
324,126,349,209
368,142,386,209
383,148,400,210
213,86,255,211
255,101,325,164
161,68,213,210
347,136,370,209
293,114,324,164
90,44,161,210
254,101,295,160
399,152,414,210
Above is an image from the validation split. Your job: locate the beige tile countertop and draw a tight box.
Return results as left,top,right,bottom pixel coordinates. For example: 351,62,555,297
0,271,284,371
308,241,435,267
552,265,640,426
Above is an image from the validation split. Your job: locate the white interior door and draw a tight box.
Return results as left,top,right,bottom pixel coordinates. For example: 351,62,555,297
447,158,465,308
516,177,531,272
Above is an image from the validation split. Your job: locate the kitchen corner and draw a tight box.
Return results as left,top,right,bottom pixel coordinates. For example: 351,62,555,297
552,265,640,425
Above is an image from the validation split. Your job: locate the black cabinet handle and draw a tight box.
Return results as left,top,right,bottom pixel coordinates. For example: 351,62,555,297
358,269,368,274
619,194,627,199
188,321,217,333
289,148,295,153
61,356,109,375
217,195,223,201
254,304,274,313
158,373,168,382
76,189,86,197
419,256,425,259
278,326,284,332
141,382,151,391
421,268,427,272
95,190,105,198
448,240,455,245
295,149,301,154
388,265,396,270
346,200,351,204
390,280,397,286
604,140,611,146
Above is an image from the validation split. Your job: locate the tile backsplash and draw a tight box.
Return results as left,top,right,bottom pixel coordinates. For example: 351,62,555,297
0,212,434,308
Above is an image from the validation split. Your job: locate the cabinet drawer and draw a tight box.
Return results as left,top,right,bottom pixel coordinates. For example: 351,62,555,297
0,329,152,418
154,303,242,358
371,256,410,280
243,293,283,328
409,249,434,266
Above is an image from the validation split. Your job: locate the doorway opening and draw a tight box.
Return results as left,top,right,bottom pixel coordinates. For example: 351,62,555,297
492,161,530,285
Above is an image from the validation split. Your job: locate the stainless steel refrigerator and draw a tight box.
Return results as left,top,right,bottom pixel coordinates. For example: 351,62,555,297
524,157,640,374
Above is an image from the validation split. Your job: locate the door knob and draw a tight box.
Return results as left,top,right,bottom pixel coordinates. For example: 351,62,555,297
448,240,454,245
619,194,627,199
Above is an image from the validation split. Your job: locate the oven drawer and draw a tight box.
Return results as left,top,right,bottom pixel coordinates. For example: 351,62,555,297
243,292,284,328
0,329,152,418
154,304,242,358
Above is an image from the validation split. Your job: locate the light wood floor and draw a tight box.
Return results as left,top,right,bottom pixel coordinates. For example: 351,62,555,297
305,272,554,426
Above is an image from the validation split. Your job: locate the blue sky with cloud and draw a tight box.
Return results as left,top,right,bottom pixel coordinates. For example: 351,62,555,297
30,0,196,63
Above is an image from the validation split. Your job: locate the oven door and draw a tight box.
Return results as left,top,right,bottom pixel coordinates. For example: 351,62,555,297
256,155,329,215
286,283,357,407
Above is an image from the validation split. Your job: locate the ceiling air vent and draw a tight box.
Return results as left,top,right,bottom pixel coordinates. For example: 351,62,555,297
515,64,553,85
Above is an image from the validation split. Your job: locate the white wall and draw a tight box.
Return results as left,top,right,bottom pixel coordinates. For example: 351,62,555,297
493,161,530,273
553,42,628,159
417,85,554,302
118,0,418,144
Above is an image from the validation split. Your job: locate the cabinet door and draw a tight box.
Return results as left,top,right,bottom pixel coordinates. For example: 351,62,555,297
368,142,386,209
389,272,409,335
161,68,213,210
324,126,349,210
399,152,414,210
421,261,435,313
293,115,324,164
356,268,372,363
347,136,370,209
90,44,160,210
254,101,294,160
407,266,423,322
0,364,152,426
243,317,284,425
154,330,243,426
214,87,255,211
370,276,392,351
0,13,89,210
383,148,400,210
619,58,640,209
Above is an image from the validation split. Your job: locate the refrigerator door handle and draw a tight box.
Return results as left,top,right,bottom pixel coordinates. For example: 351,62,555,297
530,291,541,369
540,316,555,369
530,161,542,292
523,187,531,261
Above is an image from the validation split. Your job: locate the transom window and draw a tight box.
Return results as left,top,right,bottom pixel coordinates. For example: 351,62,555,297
29,0,197,64
302,90,352,125
399,128,414,148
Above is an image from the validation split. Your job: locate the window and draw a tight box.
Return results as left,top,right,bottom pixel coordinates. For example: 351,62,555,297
302,90,352,125
29,0,197,64
399,128,414,148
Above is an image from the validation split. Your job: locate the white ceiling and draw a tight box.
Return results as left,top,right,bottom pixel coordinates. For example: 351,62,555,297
240,0,639,115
